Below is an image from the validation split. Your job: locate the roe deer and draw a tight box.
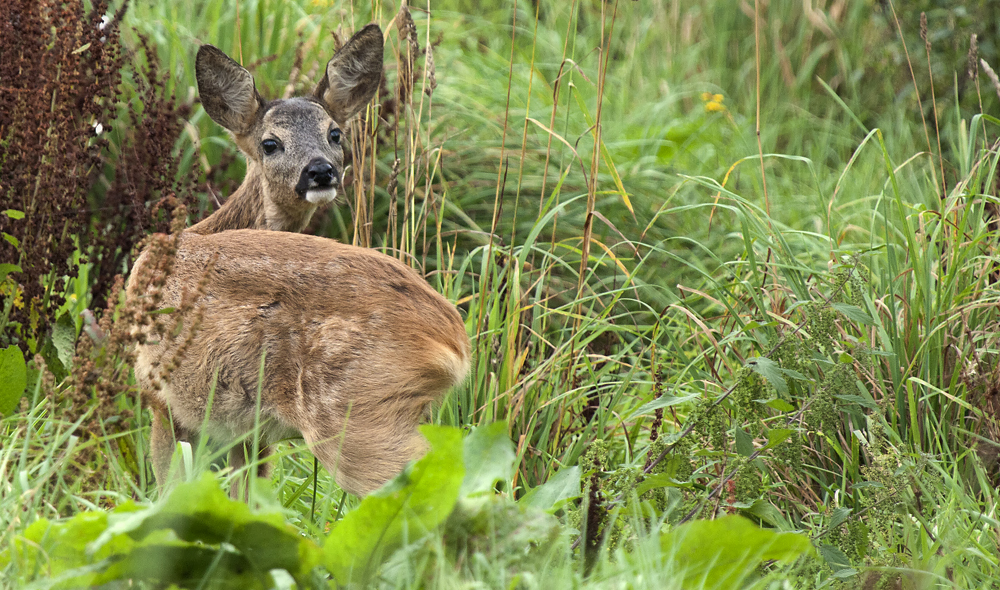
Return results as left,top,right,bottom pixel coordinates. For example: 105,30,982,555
128,230,470,496
130,23,464,497
189,23,383,235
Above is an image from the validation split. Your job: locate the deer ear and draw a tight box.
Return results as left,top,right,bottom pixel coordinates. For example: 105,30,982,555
314,24,384,125
196,44,263,135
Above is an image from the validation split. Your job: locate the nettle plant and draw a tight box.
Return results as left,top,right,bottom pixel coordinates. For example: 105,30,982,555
573,255,928,575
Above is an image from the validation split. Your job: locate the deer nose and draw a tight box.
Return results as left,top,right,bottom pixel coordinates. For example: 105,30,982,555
306,159,337,187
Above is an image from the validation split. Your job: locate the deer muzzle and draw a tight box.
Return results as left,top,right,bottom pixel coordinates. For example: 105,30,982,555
297,158,340,204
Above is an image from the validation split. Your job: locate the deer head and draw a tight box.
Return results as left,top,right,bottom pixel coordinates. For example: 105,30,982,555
191,24,384,234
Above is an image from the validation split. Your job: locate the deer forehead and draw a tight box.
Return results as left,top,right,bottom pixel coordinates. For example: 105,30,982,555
260,98,334,140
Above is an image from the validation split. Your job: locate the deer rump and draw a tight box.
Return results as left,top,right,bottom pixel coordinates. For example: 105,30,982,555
129,230,470,496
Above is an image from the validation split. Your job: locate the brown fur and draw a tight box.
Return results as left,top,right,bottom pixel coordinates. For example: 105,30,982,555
128,230,470,496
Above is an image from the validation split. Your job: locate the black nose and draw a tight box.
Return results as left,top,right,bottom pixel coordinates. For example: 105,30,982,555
306,159,336,187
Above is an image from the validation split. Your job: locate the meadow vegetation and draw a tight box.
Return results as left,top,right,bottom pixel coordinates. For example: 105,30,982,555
2,0,1000,588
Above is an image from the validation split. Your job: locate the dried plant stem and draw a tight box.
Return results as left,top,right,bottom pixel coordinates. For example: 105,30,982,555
510,0,543,249
920,13,946,195
472,0,519,409
754,0,771,219
979,58,1000,104
887,0,934,163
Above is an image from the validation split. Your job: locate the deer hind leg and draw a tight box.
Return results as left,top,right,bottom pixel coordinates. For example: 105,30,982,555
149,400,198,492
227,439,274,500
303,410,430,497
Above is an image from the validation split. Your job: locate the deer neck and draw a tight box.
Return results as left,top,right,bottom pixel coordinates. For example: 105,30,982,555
186,164,317,234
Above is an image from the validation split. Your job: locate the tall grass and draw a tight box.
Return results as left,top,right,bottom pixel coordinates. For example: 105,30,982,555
2,0,1000,587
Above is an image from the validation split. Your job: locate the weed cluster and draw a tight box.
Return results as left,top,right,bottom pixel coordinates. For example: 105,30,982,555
0,0,191,370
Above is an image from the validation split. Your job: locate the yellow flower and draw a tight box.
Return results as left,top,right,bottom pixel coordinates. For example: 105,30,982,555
0,279,23,309
700,92,712,102
713,93,724,103
705,101,726,113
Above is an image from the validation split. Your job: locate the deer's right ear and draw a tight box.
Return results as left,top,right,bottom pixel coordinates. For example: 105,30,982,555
196,45,262,135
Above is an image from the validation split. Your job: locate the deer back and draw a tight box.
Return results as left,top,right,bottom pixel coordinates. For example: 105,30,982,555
128,230,470,495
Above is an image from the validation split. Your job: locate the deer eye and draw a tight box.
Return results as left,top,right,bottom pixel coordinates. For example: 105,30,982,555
261,139,281,155
328,128,341,145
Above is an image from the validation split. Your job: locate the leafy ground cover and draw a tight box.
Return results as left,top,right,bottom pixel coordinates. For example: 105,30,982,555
3,0,1000,588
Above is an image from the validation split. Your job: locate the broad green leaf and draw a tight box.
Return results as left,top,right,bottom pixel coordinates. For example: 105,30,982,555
746,357,787,395
40,339,67,383
51,313,77,370
781,368,808,381
0,263,21,283
3,209,25,220
460,421,515,497
443,495,562,572
635,472,682,496
2,511,136,589
734,428,754,456
818,543,852,571
828,507,852,529
833,394,878,410
4,479,318,588
763,428,795,449
831,303,874,325
324,425,464,585
631,392,699,417
766,398,795,413
520,465,581,513
744,500,791,529
121,472,321,580
661,516,814,588
98,529,265,590
0,345,27,416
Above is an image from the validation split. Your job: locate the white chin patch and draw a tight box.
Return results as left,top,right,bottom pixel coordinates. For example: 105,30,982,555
305,187,338,205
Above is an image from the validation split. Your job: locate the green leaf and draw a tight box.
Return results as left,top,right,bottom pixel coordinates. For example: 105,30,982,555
98,531,266,590
833,394,878,410
39,338,67,383
766,398,795,413
0,345,27,416
828,507,852,529
632,392,699,417
0,263,21,283
734,428,754,456
831,303,874,325
460,422,515,497
743,500,790,529
520,465,581,513
2,510,136,588
661,516,814,588
763,428,795,449
52,312,77,370
120,472,321,580
818,543,853,571
635,472,684,496
3,232,19,248
324,425,464,585
747,357,787,395
3,209,25,220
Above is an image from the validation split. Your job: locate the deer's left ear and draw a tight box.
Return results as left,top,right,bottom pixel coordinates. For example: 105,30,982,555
314,24,384,125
